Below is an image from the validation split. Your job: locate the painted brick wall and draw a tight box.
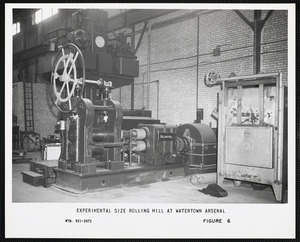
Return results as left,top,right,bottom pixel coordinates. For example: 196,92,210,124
33,83,60,138
111,9,287,127
196,10,254,127
13,83,25,131
261,10,288,85
13,82,60,139
13,9,288,133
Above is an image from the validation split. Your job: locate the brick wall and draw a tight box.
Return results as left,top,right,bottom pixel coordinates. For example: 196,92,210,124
13,83,25,131
13,9,288,132
261,10,288,85
33,83,60,138
13,82,60,139
111,9,287,127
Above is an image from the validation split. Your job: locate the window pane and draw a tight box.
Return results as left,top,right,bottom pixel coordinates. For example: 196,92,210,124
33,8,58,24
52,8,58,15
43,8,52,20
12,23,17,35
16,22,20,33
35,9,42,24
12,22,20,35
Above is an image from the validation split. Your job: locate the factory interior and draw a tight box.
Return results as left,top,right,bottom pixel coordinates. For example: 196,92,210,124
11,7,290,204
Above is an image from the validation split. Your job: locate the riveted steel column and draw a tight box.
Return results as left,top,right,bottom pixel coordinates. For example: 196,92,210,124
253,10,262,74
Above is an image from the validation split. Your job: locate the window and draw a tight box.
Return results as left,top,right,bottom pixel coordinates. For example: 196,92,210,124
32,8,58,24
12,22,20,35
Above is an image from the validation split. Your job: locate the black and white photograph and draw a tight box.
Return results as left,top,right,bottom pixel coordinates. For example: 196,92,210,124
5,3,296,239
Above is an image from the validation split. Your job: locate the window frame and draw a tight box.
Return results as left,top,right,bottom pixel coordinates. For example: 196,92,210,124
31,8,59,25
12,22,20,35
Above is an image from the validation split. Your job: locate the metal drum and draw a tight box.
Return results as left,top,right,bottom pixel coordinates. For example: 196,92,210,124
176,123,217,174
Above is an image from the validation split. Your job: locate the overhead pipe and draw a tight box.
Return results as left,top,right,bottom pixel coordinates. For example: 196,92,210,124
107,9,178,33
118,10,218,39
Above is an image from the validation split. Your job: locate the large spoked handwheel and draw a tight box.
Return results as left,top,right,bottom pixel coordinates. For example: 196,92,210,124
51,43,85,113
204,71,219,87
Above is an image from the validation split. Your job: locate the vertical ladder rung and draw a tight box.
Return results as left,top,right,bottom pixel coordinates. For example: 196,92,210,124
23,76,34,133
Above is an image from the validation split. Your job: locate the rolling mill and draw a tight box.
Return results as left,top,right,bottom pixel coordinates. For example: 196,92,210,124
11,7,290,204
20,9,218,193
8,5,295,239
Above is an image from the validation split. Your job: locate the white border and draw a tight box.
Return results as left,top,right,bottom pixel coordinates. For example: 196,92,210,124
5,3,296,238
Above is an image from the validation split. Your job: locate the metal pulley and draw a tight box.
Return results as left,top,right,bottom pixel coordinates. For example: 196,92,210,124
204,71,220,87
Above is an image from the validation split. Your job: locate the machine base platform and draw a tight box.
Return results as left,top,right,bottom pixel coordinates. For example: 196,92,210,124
24,160,217,193
22,171,44,186
29,159,58,187
54,163,185,193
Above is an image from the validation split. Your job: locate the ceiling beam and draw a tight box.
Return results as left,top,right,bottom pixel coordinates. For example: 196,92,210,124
107,9,179,32
13,9,37,23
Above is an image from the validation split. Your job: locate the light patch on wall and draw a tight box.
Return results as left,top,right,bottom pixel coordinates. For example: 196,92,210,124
32,8,58,24
12,22,20,35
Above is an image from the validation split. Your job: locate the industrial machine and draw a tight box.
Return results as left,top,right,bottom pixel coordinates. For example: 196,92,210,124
123,123,217,172
21,9,217,192
22,40,218,191
205,71,287,202
176,123,217,176
47,42,218,191
49,44,217,191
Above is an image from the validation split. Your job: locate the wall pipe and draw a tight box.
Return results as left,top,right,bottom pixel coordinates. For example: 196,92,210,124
156,80,159,119
141,71,146,109
147,25,152,110
137,39,286,68
142,11,217,112
130,25,136,110
196,16,200,119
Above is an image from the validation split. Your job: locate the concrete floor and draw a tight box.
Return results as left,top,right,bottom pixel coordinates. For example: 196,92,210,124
12,151,280,203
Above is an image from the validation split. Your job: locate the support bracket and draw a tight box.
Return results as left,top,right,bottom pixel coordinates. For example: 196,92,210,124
234,10,274,74
134,21,148,55
234,10,273,31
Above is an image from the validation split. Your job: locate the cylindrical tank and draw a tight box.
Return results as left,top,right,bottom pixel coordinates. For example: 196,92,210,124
131,128,147,140
131,140,147,152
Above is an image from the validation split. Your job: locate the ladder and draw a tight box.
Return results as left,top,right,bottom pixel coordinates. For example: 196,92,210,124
23,76,34,133
22,69,40,151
